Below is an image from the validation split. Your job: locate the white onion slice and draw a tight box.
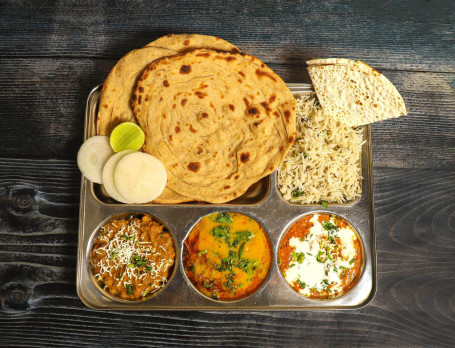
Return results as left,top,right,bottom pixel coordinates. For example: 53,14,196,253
77,136,113,184
102,150,135,203
114,152,167,203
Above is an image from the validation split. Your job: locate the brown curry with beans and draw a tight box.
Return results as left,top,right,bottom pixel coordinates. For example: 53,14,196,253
90,215,175,301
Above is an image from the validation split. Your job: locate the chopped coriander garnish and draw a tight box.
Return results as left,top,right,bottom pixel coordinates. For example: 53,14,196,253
146,266,153,272
321,201,328,209
130,254,148,267
316,250,326,263
291,249,305,263
125,283,134,295
296,279,306,288
326,246,333,261
238,242,246,260
212,212,234,223
198,249,208,257
292,189,304,198
322,220,339,232
210,225,230,243
121,234,134,241
290,263,296,268
349,258,355,264
232,230,255,247
203,281,214,289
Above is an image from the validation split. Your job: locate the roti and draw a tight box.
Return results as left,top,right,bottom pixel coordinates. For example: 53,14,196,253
307,58,407,127
132,48,296,203
145,33,239,53
97,34,239,136
96,34,239,203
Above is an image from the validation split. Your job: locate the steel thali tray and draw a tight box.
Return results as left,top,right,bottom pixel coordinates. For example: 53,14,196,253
77,83,376,310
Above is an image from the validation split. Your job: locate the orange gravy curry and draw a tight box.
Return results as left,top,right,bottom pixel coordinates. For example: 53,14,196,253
183,212,272,301
278,213,362,299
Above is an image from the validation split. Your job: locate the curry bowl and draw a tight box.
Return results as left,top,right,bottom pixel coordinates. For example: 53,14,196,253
277,212,365,300
181,211,273,302
87,211,177,303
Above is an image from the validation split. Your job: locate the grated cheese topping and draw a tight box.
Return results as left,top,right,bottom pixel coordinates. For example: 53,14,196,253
90,217,175,299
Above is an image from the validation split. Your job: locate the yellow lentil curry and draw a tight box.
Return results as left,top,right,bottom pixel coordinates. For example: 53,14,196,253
90,215,175,301
183,212,272,301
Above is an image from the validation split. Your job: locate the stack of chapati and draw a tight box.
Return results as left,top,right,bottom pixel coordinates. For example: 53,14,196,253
97,34,296,203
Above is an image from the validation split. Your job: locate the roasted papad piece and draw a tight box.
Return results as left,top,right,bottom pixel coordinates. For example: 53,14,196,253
96,34,239,203
307,58,407,127
132,48,296,203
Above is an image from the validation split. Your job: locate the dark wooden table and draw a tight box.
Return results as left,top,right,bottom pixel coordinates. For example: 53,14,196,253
1,0,454,346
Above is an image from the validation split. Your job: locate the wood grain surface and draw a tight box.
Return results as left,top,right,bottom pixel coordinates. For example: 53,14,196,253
0,0,454,347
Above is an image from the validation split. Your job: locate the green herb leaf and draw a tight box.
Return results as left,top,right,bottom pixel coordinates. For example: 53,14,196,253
146,266,153,272
238,242,246,260
326,246,333,261
210,225,230,244
296,279,306,288
203,280,215,289
212,212,234,223
322,220,339,232
321,201,328,209
224,273,236,289
349,258,355,265
316,250,326,263
290,263,296,268
292,189,304,199
291,249,305,264
110,251,117,261
125,283,134,295
130,254,148,267
197,249,208,257
237,258,258,275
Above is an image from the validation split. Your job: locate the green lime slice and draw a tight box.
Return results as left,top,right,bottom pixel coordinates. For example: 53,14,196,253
109,122,145,152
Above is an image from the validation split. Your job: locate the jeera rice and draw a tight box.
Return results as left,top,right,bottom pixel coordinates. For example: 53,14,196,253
278,93,364,204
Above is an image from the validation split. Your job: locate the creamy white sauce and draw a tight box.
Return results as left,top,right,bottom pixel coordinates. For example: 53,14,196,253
284,214,358,297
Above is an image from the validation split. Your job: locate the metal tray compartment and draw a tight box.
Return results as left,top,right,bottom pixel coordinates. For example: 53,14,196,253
77,84,376,310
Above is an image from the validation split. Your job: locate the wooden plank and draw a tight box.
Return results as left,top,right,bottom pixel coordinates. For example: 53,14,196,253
0,160,454,346
0,0,454,72
0,58,454,169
